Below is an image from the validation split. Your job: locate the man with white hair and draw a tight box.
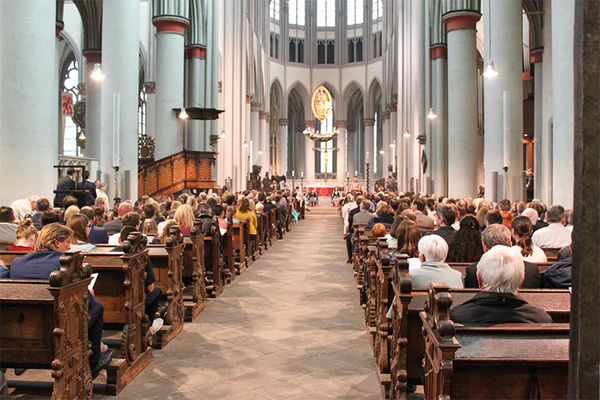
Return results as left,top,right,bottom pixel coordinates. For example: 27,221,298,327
465,224,541,289
410,235,463,289
520,208,539,227
10,195,39,222
451,245,552,324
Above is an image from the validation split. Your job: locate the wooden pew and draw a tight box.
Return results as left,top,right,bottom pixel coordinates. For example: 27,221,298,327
81,233,153,395
387,260,571,400
182,224,207,322
420,285,569,399
374,249,393,397
0,253,93,400
203,222,223,298
144,227,185,348
267,209,277,243
222,221,235,284
543,247,560,261
232,221,248,273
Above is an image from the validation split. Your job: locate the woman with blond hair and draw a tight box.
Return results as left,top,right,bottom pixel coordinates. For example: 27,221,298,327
234,198,258,252
7,220,38,251
174,204,195,235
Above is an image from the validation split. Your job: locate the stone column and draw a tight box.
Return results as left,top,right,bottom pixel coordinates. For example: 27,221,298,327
304,120,315,183
250,104,260,170
335,120,347,186
363,118,375,175
483,0,523,201
153,13,189,160
431,45,448,195
278,118,288,176
259,112,270,174
551,0,575,208
390,106,398,179
83,51,102,161
346,127,356,178
382,113,390,178
442,9,481,198
531,49,544,200
0,0,57,204
186,46,206,151
100,0,140,200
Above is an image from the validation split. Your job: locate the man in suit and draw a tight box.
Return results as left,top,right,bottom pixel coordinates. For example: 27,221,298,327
53,167,77,208
424,205,457,247
465,224,541,288
80,206,109,244
78,170,97,207
411,198,434,234
103,201,133,236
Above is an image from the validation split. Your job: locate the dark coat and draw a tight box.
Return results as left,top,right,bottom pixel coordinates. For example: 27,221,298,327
465,259,542,289
348,207,360,229
450,292,553,325
534,219,549,232
541,257,572,288
89,225,109,244
10,251,62,279
53,176,76,208
424,226,457,248
103,219,123,236
366,214,395,230
79,180,97,207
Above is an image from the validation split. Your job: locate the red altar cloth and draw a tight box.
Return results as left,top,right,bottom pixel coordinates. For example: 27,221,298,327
306,186,338,196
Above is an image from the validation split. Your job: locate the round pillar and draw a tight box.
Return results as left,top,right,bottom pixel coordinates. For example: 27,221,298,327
304,120,316,183
531,49,544,200
153,16,189,159
335,121,347,186
431,45,448,195
363,118,375,175
278,118,288,176
186,46,206,151
483,0,523,201
443,11,481,198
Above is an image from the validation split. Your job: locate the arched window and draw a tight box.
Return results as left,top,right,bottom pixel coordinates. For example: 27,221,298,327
317,0,336,27
372,0,383,20
288,0,305,26
347,0,364,25
60,58,82,157
270,0,280,20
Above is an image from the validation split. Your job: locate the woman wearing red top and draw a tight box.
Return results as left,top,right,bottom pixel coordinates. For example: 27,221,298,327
7,220,37,251
174,204,195,235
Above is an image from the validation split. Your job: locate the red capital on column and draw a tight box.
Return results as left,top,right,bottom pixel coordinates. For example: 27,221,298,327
430,44,447,60
56,21,64,37
185,46,207,59
83,50,102,64
530,48,544,64
153,17,189,34
442,11,481,32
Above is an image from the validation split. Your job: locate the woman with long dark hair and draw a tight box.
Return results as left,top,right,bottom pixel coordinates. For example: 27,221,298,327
511,216,547,263
447,216,484,263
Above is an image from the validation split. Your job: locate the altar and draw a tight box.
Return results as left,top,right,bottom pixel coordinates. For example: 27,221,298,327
305,183,343,196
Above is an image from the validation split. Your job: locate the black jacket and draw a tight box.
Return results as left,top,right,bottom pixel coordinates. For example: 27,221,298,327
348,207,360,229
541,258,571,288
424,226,457,247
78,180,97,207
53,176,76,207
450,292,553,325
465,259,541,289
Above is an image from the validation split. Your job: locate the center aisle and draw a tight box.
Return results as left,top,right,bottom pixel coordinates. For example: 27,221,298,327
103,207,382,399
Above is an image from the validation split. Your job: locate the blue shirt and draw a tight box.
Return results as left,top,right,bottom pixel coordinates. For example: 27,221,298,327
89,225,109,244
9,251,62,280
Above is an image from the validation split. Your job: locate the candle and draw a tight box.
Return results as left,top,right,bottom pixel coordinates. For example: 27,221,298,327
354,170,358,177
292,170,295,177
346,171,349,178
301,172,304,178
503,91,510,169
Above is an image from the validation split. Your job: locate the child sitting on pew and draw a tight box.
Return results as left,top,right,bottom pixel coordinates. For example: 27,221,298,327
8,223,112,379
111,225,164,335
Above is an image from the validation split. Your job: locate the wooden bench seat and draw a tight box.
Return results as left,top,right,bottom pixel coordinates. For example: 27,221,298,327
203,223,223,298
0,253,93,400
420,286,568,399
181,225,207,321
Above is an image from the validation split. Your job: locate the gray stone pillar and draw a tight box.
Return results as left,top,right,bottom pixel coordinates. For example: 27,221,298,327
531,50,544,200
304,120,315,182
363,118,375,171
431,45,448,195
443,8,481,198
83,51,102,162
259,112,270,174
0,0,57,204
153,11,189,159
336,120,347,186
186,46,206,151
101,0,140,200
278,118,288,176
483,0,523,201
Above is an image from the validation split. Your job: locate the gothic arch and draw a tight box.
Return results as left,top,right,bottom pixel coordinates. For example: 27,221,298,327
366,78,383,118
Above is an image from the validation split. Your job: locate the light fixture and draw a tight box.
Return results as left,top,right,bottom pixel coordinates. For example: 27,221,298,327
403,129,410,138
258,150,264,156
483,61,498,78
90,63,105,81
219,129,227,139
379,150,385,155
483,0,498,79
389,141,396,148
427,107,437,120
179,108,189,120
243,140,249,148
78,131,86,140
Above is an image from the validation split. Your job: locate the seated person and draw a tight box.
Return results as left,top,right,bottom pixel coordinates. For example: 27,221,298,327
542,242,572,289
7,220,38,251
465,224,541,288
9,223,112,378
41,210,60,227
451,245,552,324
112,226,164,335
67,213,97,252
80,206,109,244
108,211,140,245
410,234,464,289
370,223,387,238
366,204,395,230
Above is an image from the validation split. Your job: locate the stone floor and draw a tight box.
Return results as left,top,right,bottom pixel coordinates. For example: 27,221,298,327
8,205,383,399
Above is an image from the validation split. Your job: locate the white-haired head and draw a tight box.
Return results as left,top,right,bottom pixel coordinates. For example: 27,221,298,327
521,208,539,226
418,234,449,262
476,245,524,294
